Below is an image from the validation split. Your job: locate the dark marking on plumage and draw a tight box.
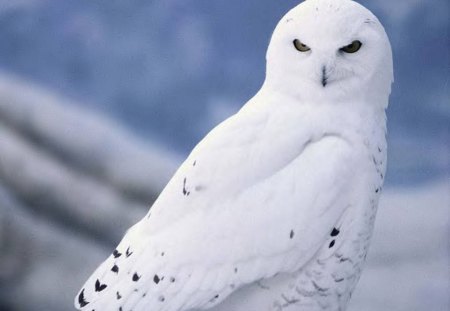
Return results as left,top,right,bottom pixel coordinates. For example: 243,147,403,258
113,250,121,258
132,273,141,282
329,240,336,248
142,293,147,297
126,247,133,257
375,188,380,193
78,289,89,307
339,256,354,264
312,280,329,292
234,267,238,273
330,227,340,237
161,252,165,257
372,156,378,165
183,177,190,196
316,258,326,266
153,274,161,284
159,295,165,302
281,294,300,305
295,285,314,298
119,307,122,311
193,160,197,166
170,277,176,283
95,279,107,292
321,66,328,87
256,281,270,290
210,294,220,302
289,230,294,239
116,291,122,300
111,264,119,273
334,277,344,282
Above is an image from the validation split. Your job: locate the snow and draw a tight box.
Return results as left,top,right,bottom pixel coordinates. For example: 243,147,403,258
0,73,179,201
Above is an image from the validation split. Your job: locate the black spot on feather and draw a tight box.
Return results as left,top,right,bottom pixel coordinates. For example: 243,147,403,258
132,273,141,282
210,294,220,302
116,291,122,300
153,274,161,284
290,230,294,239
111,264,119,273
126,247,133,257
183,177,190,196
330,228,340,237
329,240,336,248
95,279,107,292
78,289,89,307
113,249,121,258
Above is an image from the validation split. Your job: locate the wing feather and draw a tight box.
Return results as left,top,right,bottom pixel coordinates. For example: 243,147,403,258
75,101,357,311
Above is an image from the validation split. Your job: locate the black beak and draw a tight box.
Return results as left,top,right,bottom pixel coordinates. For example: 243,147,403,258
321,66,328,87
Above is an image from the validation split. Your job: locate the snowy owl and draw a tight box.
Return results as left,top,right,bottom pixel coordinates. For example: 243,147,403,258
75,0,393,310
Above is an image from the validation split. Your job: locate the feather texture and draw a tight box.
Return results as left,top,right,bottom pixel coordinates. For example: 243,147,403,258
75,0,393,310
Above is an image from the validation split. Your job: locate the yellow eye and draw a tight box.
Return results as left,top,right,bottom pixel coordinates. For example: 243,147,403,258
293,39,311,52
340,40,362,53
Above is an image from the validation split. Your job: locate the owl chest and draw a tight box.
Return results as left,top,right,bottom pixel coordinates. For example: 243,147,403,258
264,197,379,311
269,151,385,310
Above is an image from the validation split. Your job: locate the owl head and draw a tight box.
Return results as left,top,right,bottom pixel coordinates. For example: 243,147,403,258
265,0,393,107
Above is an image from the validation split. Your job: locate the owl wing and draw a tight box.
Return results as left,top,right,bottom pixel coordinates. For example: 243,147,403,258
75,105,357,311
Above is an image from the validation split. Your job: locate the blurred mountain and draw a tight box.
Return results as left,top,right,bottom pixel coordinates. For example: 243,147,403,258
0,0,448,184
0,73,178,310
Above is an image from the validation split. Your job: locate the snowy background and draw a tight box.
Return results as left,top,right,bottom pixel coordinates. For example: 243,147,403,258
0,0,448,310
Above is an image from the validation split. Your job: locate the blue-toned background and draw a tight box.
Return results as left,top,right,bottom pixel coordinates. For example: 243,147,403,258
0,1,448,310
0,0,448,184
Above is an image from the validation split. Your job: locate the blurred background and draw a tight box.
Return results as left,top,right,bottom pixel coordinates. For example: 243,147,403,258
0,0,448,310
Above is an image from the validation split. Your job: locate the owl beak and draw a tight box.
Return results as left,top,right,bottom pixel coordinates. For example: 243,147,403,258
321,65,328,87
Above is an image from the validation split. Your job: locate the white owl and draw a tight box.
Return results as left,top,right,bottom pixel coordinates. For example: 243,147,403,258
75,0,393,310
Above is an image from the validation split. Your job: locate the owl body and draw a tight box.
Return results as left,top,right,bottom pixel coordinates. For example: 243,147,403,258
75,0,392,310
207,121,386,311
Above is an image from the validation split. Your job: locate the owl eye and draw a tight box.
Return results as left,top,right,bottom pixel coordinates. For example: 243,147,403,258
340,40,362,53
293,39,311,52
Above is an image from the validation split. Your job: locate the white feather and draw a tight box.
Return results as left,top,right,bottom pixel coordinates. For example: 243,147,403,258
75,0,393,310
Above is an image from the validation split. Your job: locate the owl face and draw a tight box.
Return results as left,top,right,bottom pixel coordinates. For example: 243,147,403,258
265,0,393,105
